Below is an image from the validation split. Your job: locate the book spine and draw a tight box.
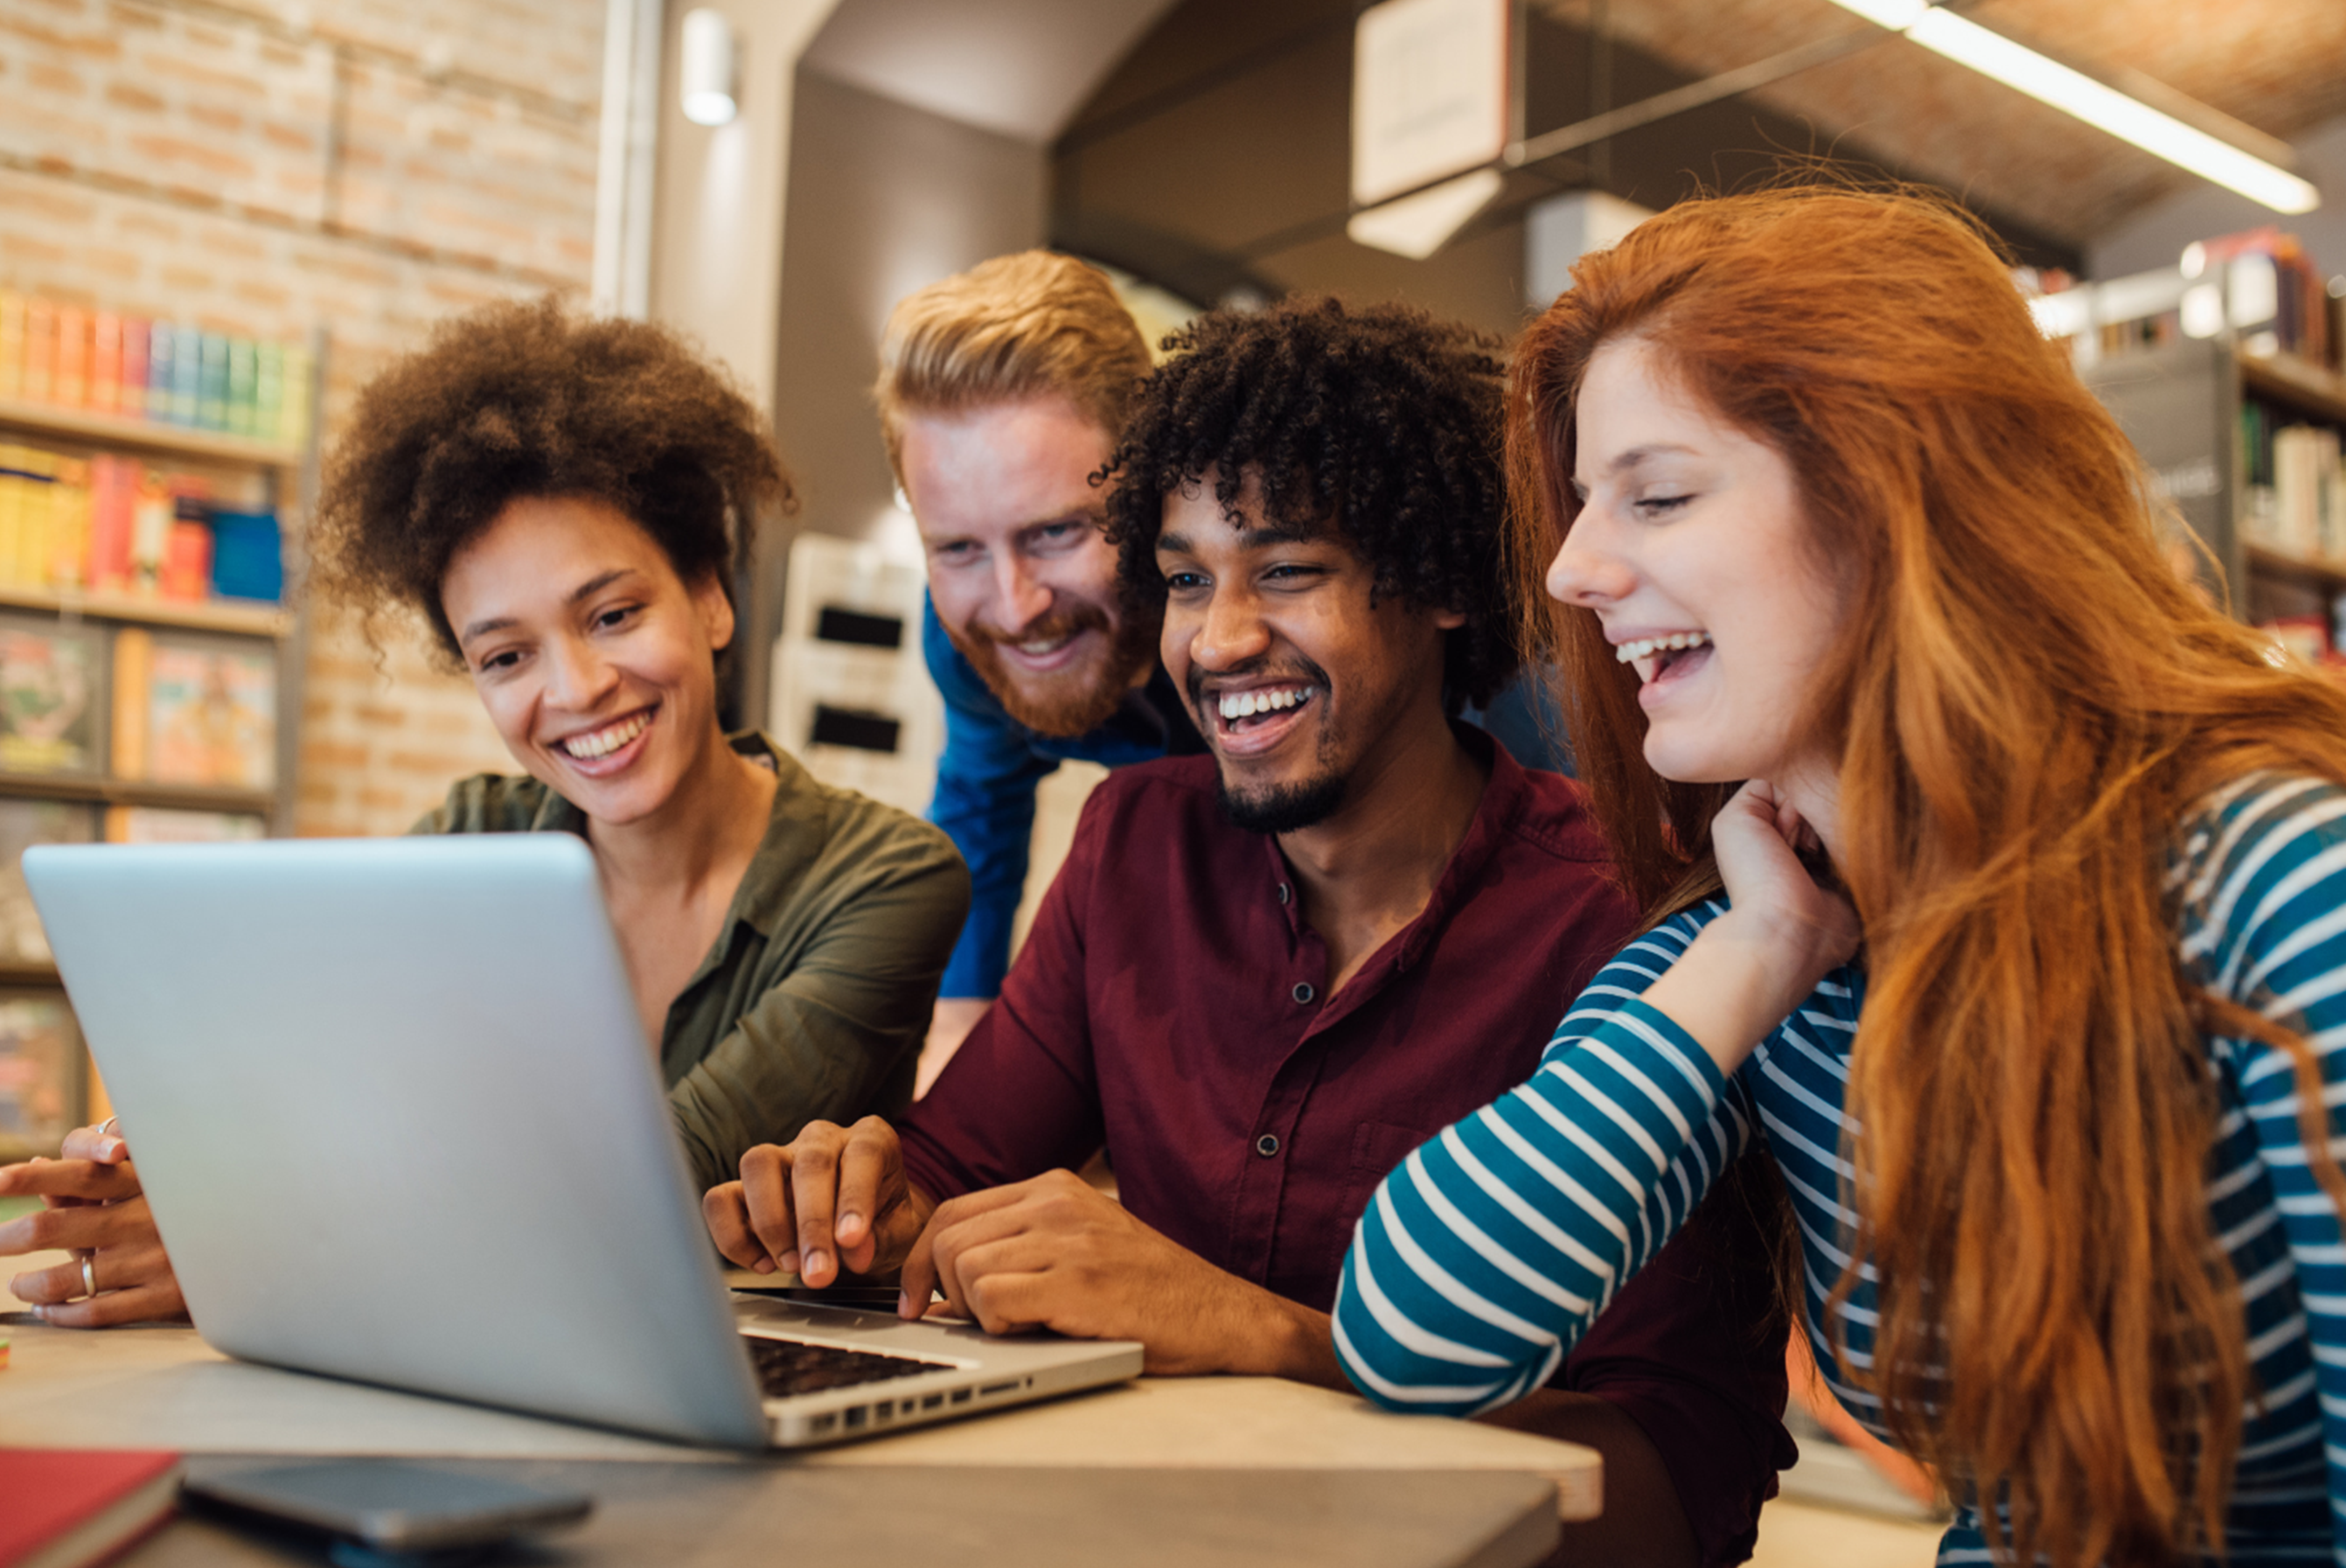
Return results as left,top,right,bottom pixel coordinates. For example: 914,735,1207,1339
197,332,228,431
16,475,43,586
54,306,88,408
0,291,21,401
2320,428,2344,560
50,459,91,588
111,628,152,781
147,322,176,424
22,299,55,403
161,514,212,601
129,478,171,594
90,312,121,416
0,448,22,581
170,322,200,424
119,317,149,419
226,337,257,437
11,447,59,587
279,340,312,449
87,456,132,594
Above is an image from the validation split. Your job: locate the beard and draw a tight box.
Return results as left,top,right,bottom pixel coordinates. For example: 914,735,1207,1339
1188,651,1352,835
946,597,1159,738
1216,770,1350,834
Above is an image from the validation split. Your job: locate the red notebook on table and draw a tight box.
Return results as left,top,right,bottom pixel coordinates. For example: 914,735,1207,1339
0,1450,180,1568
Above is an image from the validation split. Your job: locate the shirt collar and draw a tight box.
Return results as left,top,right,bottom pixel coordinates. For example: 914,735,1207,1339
1259,722,1530,1026
532,730,822,943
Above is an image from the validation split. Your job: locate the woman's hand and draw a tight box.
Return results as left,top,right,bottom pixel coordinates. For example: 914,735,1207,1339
1644,779,1861,1077
0,1123,189,1327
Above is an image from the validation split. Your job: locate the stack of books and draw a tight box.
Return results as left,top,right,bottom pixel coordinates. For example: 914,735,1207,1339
0,293,312,450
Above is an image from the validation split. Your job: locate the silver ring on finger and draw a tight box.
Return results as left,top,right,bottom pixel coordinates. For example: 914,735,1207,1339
95,1116,119,1138
76,1250,97,1301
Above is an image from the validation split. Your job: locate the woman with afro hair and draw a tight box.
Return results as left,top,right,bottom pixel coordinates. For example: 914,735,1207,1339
1,298,969,1326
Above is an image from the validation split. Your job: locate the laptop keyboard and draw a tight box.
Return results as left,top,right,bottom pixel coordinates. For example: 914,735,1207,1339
742,1334,956,1398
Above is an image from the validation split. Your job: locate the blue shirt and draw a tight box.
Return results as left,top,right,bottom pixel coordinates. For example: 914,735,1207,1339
922,596,1202,997
1334,772,2346,1564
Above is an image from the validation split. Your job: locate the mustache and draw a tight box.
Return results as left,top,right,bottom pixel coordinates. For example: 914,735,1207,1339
1186,654,1332,716
965,602,1112,646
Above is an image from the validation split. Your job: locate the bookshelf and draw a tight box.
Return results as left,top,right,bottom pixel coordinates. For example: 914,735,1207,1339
2082,339,2346,628
0,582,289,638
0,339,321,1154
0,394,306,471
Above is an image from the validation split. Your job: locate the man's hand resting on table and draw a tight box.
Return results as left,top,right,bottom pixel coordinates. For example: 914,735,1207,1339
704,1125,1347,1385
0,1122,187,1327
905,1169,1344,1383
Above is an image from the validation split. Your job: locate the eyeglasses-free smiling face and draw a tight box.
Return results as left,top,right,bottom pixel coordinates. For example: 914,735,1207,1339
902,395,1155,738
1547,335,1848,789
442,494,735,828
1156,472,1460,834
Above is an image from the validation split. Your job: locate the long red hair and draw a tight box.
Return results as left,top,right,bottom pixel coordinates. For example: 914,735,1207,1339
1506,185,2346,1564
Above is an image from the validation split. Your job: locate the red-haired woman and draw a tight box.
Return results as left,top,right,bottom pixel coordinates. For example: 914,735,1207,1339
1333,186,2346,1566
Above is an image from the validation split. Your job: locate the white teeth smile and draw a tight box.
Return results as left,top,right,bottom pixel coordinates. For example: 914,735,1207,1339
1614,632,1711,664
1217,686,1311,721
558,711,650,759
1015,635,1073,656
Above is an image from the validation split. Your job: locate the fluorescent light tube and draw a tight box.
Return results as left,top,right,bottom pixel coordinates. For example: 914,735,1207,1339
1829,0,1927,27
1822,2,2319,215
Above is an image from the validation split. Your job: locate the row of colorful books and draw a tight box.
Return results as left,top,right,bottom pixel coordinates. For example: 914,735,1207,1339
0,293,313,449
2203,228,2342,373
0,617,276,788
2242,407,2346,562
2040,227,2345,377
0,442,283,604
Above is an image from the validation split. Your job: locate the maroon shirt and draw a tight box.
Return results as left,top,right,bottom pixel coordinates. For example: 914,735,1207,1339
901,733,1793,1566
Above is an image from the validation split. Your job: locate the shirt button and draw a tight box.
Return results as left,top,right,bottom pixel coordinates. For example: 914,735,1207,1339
1255,1133,1280,1158
1276,882,1291,905
1291,981,1314,1005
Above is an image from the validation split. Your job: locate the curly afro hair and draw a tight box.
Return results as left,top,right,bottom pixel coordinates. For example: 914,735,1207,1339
312,296,791,664
1101,296,1516,711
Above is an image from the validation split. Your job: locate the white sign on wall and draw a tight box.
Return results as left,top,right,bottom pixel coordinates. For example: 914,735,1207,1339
1350,0,1511,209
768,530,944,818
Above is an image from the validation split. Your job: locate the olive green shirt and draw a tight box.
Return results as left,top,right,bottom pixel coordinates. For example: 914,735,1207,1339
414,733,970,1195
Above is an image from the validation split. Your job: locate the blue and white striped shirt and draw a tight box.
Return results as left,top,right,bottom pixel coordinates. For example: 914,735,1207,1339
1335,774,2346,1564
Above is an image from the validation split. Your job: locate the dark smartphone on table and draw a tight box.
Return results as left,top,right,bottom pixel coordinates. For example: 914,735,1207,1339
184,1459,591,1553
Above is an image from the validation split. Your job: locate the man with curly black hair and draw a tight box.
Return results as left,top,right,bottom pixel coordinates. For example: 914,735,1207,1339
712,298,1791,1567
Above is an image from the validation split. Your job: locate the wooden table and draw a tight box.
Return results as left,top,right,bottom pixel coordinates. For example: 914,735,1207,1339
1,1264,1600,1567
125,1461,1564,1567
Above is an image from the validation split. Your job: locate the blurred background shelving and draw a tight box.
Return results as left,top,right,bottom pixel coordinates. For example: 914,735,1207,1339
0,336,317,1161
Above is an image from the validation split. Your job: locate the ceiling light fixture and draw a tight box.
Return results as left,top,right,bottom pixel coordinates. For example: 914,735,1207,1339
1821,0,2318,214
679,9,738,128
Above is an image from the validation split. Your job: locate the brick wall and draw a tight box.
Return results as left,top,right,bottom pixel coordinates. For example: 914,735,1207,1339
0,0,603,835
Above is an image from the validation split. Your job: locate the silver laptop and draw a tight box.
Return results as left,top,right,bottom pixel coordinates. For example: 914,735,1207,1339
23,834,1140,1448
